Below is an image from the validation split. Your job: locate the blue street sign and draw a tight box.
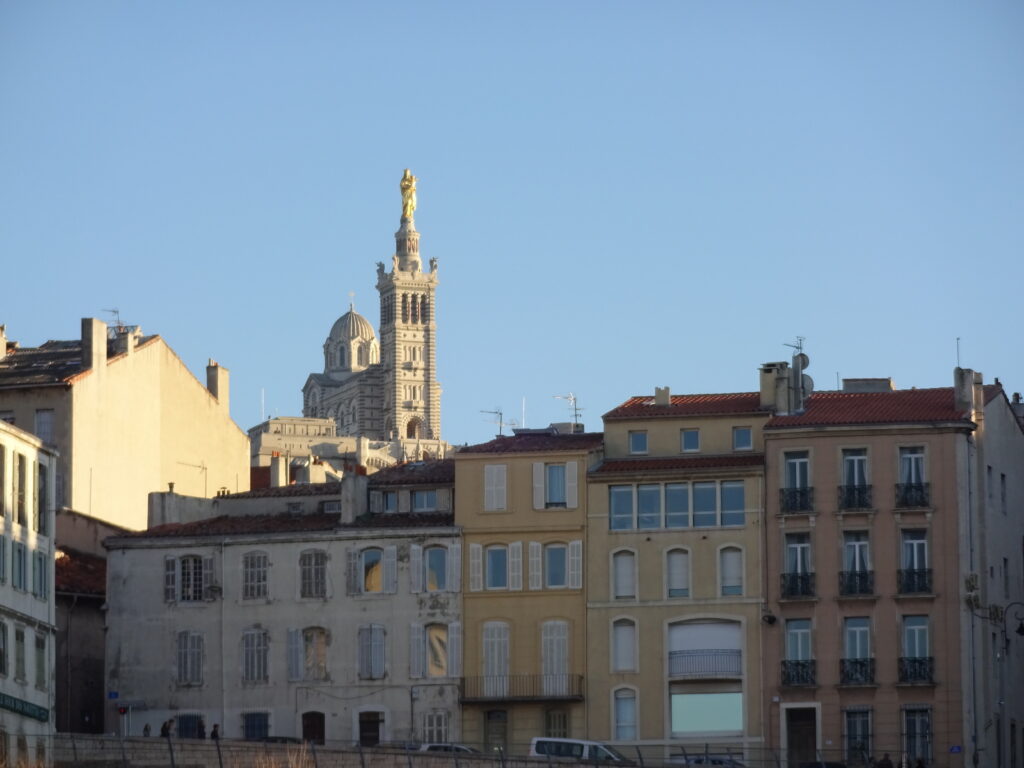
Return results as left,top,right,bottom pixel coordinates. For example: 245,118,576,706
950,746,962,753
108,691,119,700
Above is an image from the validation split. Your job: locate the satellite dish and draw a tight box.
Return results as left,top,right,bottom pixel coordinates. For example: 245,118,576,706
795,353,810,371
802,374,814,395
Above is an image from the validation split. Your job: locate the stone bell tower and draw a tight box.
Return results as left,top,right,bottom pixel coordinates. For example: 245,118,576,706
377,169,441,441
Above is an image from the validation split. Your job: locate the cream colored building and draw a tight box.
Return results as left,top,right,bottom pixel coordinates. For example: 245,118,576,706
0,419,57,764
0,320,250,529
587,385,770,761
454,427,603,754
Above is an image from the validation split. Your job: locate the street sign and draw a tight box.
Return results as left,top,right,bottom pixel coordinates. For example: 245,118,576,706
950,746,963,754
107,691,119,700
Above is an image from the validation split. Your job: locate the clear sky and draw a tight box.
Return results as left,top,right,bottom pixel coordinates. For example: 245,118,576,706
2,2,1022,446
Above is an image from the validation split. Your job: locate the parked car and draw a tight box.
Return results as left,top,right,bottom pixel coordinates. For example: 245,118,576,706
529,738,633,763
419,743,481,753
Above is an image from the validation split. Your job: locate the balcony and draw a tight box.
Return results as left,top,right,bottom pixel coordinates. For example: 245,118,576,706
898,657,935,684
898,568,933,595
895,482,930,508
780,487,814,514
459,674,584,703
840,658,875,685
838,484,873,511
838,570,874,596
668,649,742,679
781,660,816,686
780,572,816,599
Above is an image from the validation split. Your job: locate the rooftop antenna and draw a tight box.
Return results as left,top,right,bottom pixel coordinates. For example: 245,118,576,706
783,336,805,355
102,308,124,330
554,392,583,426
481,408,517,436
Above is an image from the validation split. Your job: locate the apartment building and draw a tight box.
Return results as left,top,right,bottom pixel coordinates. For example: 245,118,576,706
0,419,57,765
454,428,603,753
762,370,1024,768
586,385,770,760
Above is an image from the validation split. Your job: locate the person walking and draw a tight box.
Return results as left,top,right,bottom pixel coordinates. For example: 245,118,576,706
876,753,894,768
211,724,220,741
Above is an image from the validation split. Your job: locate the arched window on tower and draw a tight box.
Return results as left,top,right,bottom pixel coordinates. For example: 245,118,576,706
411,294,419,323
358,344,367,367
402,294,409,323
338,345,346,368
420,295,428,324
407,418,424,439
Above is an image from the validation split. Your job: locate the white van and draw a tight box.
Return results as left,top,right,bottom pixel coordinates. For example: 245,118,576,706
529,738,631,763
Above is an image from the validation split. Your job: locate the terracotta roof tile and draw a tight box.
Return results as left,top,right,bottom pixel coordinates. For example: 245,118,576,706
459,433,603,455
369,459,454,487
344,512,454,528
0,336,158,388
604,393,767,421
111,512,342,540
766,388,968,429
55,547,107,596
592,454,764,475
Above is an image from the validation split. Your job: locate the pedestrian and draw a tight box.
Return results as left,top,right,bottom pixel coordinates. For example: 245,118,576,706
159,720,170,738
143,723,151,737
914,760,925,768
211,724,220,741
198,718,206,739
876,753,894,768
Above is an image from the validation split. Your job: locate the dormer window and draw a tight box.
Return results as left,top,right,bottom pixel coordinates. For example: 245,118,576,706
629,431,648,455
413,490,437,512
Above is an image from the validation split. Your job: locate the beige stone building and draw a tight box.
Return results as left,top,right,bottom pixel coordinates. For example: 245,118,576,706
586,385,770,761
454,428,603,754
0,320,249,529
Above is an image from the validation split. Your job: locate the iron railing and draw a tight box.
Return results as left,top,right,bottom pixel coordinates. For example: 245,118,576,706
838,484,873,510
459,674,584,702
898,568,933,594
780,487,814,513
838,569,874,596
781,659,816,686
668,649,742,679
898,656,935,684
896,482,930,508
781,572,816,598
840,658,875,685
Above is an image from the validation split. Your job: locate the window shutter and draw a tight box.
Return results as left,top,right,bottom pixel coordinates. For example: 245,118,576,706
532,463,545,510
436,488,451,511
565,461,578,509
448,543,462,592
176,631,188,682
410,545,423,593
569,540,583,589
409,623,425,679
528,542,542,590
614,552,635,599
384,546,398,593
484,466,495,511
448,621,462,678
399,490,411,514
358,626,371,679
164,557,177,602
287,629,302,681
202,556,215,599
721,548,743,593
469,543,482,592
371,625,385,678
191,634,204,684
370,491,382,514
346,548,359,595
509,542,523,591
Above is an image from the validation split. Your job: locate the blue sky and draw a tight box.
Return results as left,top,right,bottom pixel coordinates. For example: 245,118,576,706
2,2,1022,446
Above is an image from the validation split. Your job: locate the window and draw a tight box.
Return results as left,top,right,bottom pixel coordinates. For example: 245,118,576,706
176,555,207,602
358,624,386,679
0,536,5,584
413,490,437,511
33,634,45,689
484,464,507,511
1001,473,1007,515
903,616,929,658
304,628,328,680
720,481,745,526
785,451,810,488
242,629,269,683
670,692,742,735
0,446,5,517
12,543,26,591
786,619,811,661
637,484,660,529
362,548,383,593
666,483,689,528
719,547,743,596
541,620,569,695
242,552,269,600
612,551,635,599
34,463,47,535
844,531,870,571
545,464,566,508
844,709,872,763
0,411,13,425
15,628,25,680
534,462,578,510
242,712,270,741
482,622,509,697
426,624,448,677
545,710,569,738
629,431,648,454
843,448,868,486
423,711,449,743
14,454,26,525
902,708,931,764
612,481,744,530
34,549,50,598
899,447,925,484
844,618,870,659
785,533,812,573
666,549,690,598
176,713,204,739
681,429,700,452
612,620,636,672
733,427,752,451
614,689,637,740
545,544,567,588
424,546,447,592
300,550,327,598
382,491,397,513
609,486,634,530
694,482,716,526
177,631,203,684
33,410,54,445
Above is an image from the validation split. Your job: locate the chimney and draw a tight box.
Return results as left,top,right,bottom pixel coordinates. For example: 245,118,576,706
81,318,107,372
270,453,287,488
654,386,671,406
954,368,984,418
0,325,6,362
206,359,230,412
760,361,789,411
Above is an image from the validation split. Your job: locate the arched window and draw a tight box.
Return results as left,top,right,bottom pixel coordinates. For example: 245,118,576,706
426,623,448,677
612,618,636,672
420,295,428,324
407,417,424,439
613,688,637,740
411,293,419,323
362,548,384,593
611,551,636,600
666,549,690,598
402,294,409,323
719,547,743,596
338,345,346,367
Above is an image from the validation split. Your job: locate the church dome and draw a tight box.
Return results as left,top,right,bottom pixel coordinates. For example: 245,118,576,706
329,307,376,343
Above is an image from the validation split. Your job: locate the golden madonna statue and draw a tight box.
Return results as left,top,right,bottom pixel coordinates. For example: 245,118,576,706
400,169,417,219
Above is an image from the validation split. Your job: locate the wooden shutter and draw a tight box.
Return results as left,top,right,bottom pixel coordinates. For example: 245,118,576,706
398,490,411,514
164,557,177,602
448,621,462,678
485,465,507,511
436,488,451,511
370,491,382,514
371,625,385,678
509,542,523,590
202,556,215,599
346,548,359,595
410,545,423,593
448,543,462,592
384,546,398,593
565,461,578,508
528,542,542,590
358,626,371,678
287,629,302,681
409,623,425,679
568,540,583,589
532,463,545,510
469,543,482,592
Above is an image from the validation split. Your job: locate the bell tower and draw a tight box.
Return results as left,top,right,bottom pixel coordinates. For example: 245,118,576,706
377,169,441,441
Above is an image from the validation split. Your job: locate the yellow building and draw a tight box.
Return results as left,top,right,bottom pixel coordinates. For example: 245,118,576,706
454,427,603,754
0,320,249,529
586,386,769,762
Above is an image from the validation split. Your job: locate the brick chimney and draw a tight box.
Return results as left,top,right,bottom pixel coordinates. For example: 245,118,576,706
81,318,107,372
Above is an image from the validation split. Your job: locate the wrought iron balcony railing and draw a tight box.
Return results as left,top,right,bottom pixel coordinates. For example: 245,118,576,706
668,649,742,679
781,572,816,598
459,674,584,702
781,659,816,686
898,568,933,594
838,570,874,596
838,484,873,510
898,657,935,684
780,487,814,513
895,482,930,508
840,658,875,685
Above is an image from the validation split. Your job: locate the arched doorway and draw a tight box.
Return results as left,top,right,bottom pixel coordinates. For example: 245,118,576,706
301,711,325,744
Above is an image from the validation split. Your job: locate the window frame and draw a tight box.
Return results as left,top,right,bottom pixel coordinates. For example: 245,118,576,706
361,547,384,594
719,546,744,596
544,543,568,589
611,618,637,673
241,628,270,684
785,619,812,661
628,431,648,455
666,548,690,598
300,550,327,599
485,545,509,590
423,545,448,592
412,489,438,512
681,429,700,453
613,687,638,740
545,464,567,508
732,426,753,452
242,551,269,601
611,550,636,600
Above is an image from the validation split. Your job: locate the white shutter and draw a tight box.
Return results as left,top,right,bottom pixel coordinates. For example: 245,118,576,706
399,490,411,514
358,626,371,678
384,546,398,593
485,465,507,511
410,545,423,593
448,543,462,592
528,542,542,590
176,631,188,681
448,621,462,677
370,491,382,514
668,550,690,595
532,463,545,510
565,461,578,509
568,540,583,589
409,623,425,679
614,552,635,599
202,556,215,598
437,488,451,511
613,620,636,672
164,557,177,602
191,634,204,684
469,543,482,592
371,625,385,678
346,547,359,595
287,629,303,681
509,541,523,591
721,548,743,594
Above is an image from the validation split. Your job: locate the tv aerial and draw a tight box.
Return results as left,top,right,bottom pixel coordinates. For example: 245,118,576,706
553,392,583,426
481,407,517,436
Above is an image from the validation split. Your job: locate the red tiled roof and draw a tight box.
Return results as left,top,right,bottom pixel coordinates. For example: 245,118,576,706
766,388,969,429
604,393,767,420
592,454,765,475
459,433,604,455
344,512,454,529
369,459,454,487
55,547,107,596
0,336,159,388
111,512,342,540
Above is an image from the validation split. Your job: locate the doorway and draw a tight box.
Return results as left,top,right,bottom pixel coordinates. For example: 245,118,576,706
359,711,383,746
484,710,508,754
302,711,325,745
785,707,817,767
